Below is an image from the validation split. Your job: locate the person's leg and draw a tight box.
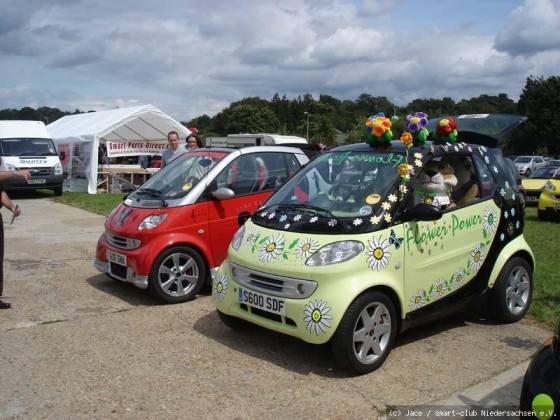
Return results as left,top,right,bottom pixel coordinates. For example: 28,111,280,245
0,212,10,309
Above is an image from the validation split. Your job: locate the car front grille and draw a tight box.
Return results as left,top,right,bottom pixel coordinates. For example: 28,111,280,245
230,263,317,299
105,232,140,250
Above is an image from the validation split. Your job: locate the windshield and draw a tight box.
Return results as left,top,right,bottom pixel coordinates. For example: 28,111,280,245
0,138,58,156
254,150,404,233
514,156,531,164
130,150,228,200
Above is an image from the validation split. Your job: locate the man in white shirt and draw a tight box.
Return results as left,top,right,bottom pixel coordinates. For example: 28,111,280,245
161,131,187,168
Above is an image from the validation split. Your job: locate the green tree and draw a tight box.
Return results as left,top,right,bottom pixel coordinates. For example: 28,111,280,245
225,104,281,134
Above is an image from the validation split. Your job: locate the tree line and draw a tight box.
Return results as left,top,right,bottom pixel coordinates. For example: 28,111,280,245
1,75,558,155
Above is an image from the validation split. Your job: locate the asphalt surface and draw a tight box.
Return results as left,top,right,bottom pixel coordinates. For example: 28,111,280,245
0,196,551,419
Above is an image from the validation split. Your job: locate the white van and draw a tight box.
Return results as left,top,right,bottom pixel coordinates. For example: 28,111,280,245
0,120,64,195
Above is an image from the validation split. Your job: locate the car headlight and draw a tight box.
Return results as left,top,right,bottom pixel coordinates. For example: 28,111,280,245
5,163,17,171
54,162,63,175
545,181,556,191
138,213,167,230
306,241,364,266
231,224,246,251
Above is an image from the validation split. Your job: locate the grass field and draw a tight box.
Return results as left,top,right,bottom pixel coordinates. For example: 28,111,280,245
50,191,560,328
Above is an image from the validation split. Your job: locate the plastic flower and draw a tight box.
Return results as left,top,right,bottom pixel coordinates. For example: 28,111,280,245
398,163,414,179
432,117,458,144
406,112,428,132
364,112,393,147
400,132,413,146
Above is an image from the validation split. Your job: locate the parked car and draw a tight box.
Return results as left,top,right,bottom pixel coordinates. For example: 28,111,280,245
542,159,560,168
519,318,560,417
514,155,547,177
522,166,560,204
94,146,309,303
213,114,534,374
537,167,560,220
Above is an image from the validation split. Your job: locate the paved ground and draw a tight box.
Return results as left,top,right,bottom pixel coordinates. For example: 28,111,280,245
0,197,551,419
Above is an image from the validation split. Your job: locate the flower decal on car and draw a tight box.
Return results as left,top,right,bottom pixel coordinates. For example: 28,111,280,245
430,279,447,298
409,289,427,309
468,244,485,273
295,238,320,259
483,207,499,236
366,235,392,271
259,234,286,263
451,267,466,288
304,300,332,335
213,271,229,302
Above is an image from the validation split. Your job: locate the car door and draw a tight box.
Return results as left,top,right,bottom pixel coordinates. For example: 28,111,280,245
402,154,499,313
207,152,301,268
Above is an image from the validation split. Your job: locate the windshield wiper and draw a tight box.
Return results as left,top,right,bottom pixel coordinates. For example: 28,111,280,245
135,188,168,207
277,204,341,223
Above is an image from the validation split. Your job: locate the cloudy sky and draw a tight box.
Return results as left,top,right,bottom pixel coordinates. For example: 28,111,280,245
1,0,559,122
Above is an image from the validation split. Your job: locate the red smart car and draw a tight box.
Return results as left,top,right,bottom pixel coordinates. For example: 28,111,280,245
94,146,309,303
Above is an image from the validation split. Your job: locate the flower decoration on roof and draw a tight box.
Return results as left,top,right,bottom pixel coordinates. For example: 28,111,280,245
364,112,393,147
402,112,429,146
432,117,458,144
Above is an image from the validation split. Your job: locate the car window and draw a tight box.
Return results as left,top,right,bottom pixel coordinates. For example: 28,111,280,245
472,154,497,199
215,152,301,196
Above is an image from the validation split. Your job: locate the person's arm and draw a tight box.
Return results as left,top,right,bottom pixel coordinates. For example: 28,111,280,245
1,191,21,217
0,169,31,182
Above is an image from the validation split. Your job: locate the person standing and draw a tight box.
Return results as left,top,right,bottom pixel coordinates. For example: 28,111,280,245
0,169,31,309
186,133,203,150
161,131,187,168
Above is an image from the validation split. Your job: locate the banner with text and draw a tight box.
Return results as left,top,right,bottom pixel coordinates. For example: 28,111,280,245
106,140,169,157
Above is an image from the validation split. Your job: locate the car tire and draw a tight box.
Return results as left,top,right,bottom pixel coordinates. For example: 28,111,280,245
216,310,252,331
331,291,397,374
53,186,63,196
489,257,533,323
537,210,547,221
525,169,531,177
148,246,207,303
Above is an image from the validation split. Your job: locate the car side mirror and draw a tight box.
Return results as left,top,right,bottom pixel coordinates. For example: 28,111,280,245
212,187,235,200
401,203,443,222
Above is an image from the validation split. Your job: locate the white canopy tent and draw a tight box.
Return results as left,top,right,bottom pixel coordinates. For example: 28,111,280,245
47,104,190,194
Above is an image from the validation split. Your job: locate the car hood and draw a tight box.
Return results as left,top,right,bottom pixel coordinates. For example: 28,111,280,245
522,179,549,190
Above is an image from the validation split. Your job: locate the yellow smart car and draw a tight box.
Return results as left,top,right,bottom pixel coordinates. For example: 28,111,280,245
537,167,560,220
213,114,534,374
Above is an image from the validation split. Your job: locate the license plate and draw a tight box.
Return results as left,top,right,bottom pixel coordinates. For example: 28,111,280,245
525,196,537,201
28,179,46,184
238,287,286,316
107,250,127,266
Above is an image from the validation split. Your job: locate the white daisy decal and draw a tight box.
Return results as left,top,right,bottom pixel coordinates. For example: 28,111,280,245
388,194,397,203
370,215,381,225
493,166,498,174
296,238,319,259
366,236,392,271
284,223,290,229
511,208,516,217
505,181,510,189
213,272,229,302
431,279,447,298
415,159,423,167
259,234,286,263
268,212,276,219
384,213,392,223
483,208,499,235
304,300,332,336
484,156,490,164
245,230,260,244
399,185,408,194
516,220,520,229
409,289,426,309
279,215,287,222
414,152,423,159
328,219,337,226
451,267,466,288
500,188,506,197
293,214,302,221
353,218,363,226
500,233,505,241
469,244,485,273
381,201,391,211
310,216,318,223
260,211,268,217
